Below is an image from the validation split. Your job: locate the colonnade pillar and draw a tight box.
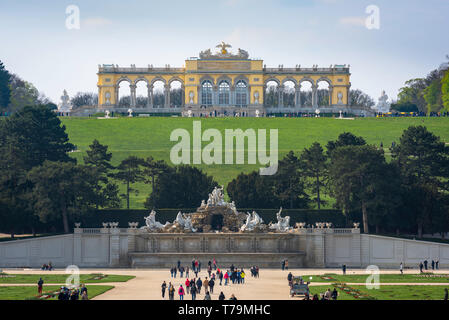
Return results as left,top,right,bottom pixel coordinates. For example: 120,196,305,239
312,84,318,108
147,84,153,108
164,84,170,108
130,84,137,108
294,84,301,107
329,86,334,106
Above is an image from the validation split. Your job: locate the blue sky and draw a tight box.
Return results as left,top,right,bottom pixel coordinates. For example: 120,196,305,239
0,0,448,104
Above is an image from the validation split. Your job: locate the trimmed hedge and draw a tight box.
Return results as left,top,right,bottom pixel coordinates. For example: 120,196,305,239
79,208,347,228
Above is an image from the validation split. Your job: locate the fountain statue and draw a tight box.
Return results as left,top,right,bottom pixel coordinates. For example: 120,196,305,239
240,211,265,232
141,210,168,231
269,208,291,232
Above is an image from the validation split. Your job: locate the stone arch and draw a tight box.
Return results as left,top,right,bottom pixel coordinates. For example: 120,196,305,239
264,77,281,87
299,77,315,86
116,77,132,107
281,78,298,86
233,75,249,86
168,76,184,86
199,75,215,86
298,78,314,107
134,77,149,86
150,77,167,87
316,78,332,106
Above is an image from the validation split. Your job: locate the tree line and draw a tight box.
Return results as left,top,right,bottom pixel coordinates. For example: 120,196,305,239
1,104,448,238
392,55,449,114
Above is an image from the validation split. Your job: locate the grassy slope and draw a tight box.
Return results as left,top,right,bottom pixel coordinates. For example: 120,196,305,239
0,273,134,284
62,117,449,208
0,285,113,300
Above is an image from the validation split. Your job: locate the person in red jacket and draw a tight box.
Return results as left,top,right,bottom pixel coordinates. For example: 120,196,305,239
178,285,185,300
224,271,229,285
185,278,190,294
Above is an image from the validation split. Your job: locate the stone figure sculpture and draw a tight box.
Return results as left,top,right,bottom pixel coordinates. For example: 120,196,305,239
172,211,197,232
207,186,226,207
240,211,264,232
58,90,72,113
142,210,167,231
375,90,391,113
269,208,291,232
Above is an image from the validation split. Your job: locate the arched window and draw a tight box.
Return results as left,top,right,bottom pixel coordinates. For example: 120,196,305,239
218,81,230,105
235,80,247,107
201,81,213,105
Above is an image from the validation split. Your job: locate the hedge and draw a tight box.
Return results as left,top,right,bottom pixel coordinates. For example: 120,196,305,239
79,208,347,228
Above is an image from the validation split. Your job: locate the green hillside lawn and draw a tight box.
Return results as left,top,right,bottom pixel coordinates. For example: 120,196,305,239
61,117,449,209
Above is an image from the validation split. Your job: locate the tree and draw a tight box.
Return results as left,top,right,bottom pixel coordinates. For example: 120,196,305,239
391,126,449,237
27,161,98,233
146,165,218,208
441,70,449,112
423,79,442,113
349,89,375,108
7,74,41,113
1,105,75,171
272,151,310,209
143,156,169,198
326,132,366,157
300,142,328,209
0,60,11,111
71,92,98,109
113,156,146,209
83,139,119,209
227,171,275,209
329,145,387,233
397,78,427,113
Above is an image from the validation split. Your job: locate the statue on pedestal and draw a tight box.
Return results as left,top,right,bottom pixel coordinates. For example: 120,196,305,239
375,90,391,113
58,90,72,113
142,210,168,231
240,211,264,232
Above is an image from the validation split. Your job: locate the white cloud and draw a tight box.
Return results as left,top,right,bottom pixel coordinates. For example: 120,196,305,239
83,17,112,27
339,16,366,27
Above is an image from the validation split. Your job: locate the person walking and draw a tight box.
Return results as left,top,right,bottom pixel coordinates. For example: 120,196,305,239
170,267,174,278
209,278,215,294
213,258,217,270
161,281,167,298
400,262,403,275
196,278,202,294
186,266,190,278
281,260,285,271
285,260,289,270
424,259,428,270
178,285,185,300
169,283,175,300
287,272,293,286
219,270,223,285
190,284,197,301
224,271,229,285
37,278,44,295
177,260,181,270
173,267,177,278
203,277,209,293
436,259,440,270
419,262,424,273
219,291,225,300
431,260,435,270
180,266,184,278
80,284,88,300
185,278,190,294
204,291,211,300
241,270,245,284
342,264,347,275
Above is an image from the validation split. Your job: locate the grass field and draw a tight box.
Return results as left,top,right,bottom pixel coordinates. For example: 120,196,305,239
0,273,134,284
309,284,449,300
305,273,449,283
61,117,449,208
0,285,114,300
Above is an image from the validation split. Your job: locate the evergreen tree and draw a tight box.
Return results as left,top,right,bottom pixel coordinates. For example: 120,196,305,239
0,60,11,111
146,165,218,208
227,171,275,209
143,156,169,198
300,142,328,210
326,132,366,157
1,105,75,170
113,156,146,209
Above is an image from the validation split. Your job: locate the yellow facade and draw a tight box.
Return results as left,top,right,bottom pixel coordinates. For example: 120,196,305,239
97,44,351,116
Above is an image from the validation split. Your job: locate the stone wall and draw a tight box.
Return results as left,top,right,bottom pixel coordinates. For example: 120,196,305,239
1,226,449,269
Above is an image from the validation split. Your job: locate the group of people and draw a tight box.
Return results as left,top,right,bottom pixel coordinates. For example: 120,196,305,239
40,262,53,271
57,285,89,300
418,259,440,273
37,277,88,300
162,258,257,300
281,260,289,270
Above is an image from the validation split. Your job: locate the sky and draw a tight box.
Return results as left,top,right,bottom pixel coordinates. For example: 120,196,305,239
0,0,448,104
